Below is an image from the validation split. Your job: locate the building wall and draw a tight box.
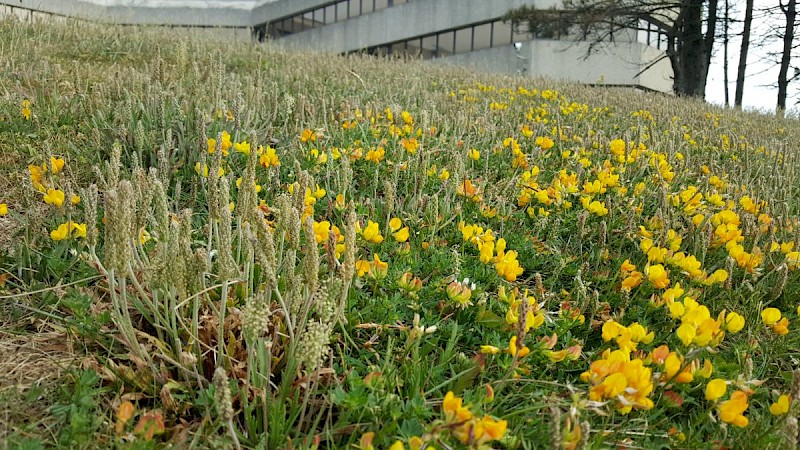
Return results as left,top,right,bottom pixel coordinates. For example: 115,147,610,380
434,45,523,76
436,40,673,93
276,0,563,53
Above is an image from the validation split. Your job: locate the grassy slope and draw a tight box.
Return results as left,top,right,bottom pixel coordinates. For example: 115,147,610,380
1,16,800,450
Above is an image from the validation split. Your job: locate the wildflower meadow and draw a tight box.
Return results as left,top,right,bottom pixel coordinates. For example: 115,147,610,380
1,17,800,450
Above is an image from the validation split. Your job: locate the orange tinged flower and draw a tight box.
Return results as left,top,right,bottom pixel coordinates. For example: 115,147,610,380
300,129,317,143
718,390,749,427
457,179,480,201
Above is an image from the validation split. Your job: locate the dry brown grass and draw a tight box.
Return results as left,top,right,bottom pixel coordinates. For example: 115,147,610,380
0,323,79,444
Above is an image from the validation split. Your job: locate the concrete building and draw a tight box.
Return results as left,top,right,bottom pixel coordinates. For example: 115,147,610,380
1,0,674,93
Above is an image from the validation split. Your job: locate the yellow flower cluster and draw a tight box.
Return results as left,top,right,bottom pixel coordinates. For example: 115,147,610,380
668,296,744,347
459,222,523,282
442,392,507,447
499,286,544,332
581,349,654,414
355,254,388,281
601,320,654,352
50,221,87,241
761,307,789,335
705,381,750,427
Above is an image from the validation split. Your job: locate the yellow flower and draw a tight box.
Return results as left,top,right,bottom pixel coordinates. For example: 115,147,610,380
361,220,384,244
494,249,524,282
705,379,727,401
365,147,385,163
506,336,530,357
724,312,745,333
22,99,31,120
663,352,694,384
300,129,317,143
620,259,636,273
389,441,404,450
769,395,791,415
692,214,706,227
139,227,151,245
366,253,388,280
0,203,7,216
28,164,47,192
468,148,480,161
233,140,251,155
44,188,65,208
442,391,472,422
313,220,331,244
218,130,233,154
475,415,508,444
761,307,782,326
392,227,409,243
584,199,608,216
663,284,685,303
259,145,280,168
480,345,500,354
50,224,69,241
702,269,728,285
621,271,643,291
535,135,554,150
50,157,65,174
310,184,326,200
400,137,419,154
479,241,494,264
582,349,655,412
788,251,800,270
609,138,626,156
194,163,225,178
676,323,697,347
355,260,370,277
389,217,402,232
457,179,481,202
71,194,81,206
480,203,498,218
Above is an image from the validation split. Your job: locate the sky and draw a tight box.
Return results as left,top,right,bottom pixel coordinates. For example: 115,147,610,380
704,0,799,114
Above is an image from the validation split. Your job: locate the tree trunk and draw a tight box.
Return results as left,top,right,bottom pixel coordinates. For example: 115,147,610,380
674,0,716,97
723,0,730,106
735,0,754,108
777,0,797,115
